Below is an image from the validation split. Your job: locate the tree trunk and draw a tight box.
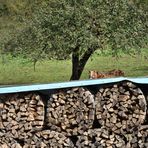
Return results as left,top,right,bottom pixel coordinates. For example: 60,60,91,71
70,48,96,80
78,48,95,78
70,49,80,80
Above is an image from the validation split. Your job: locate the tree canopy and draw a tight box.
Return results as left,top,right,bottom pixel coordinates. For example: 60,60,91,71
3,0,148,79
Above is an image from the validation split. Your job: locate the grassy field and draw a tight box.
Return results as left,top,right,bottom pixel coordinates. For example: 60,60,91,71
0,50,147,85
0,16,147,85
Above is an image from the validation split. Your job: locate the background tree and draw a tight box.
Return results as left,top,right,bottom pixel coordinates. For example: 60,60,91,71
3,0,148,80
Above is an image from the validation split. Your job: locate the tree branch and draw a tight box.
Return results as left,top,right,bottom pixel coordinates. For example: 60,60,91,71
79,48,96,70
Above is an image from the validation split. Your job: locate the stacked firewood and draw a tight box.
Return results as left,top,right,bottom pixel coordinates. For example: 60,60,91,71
74,126,148,148
76,128,126,148
46,87,95,136
95,82,147,134
27,130,74,147
0,81,147,147
94,82,147,148
137,125,148,148
0,131,27,148
0,93,44,140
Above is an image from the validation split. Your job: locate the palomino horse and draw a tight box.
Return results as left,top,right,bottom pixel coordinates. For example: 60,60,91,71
89,69,124,79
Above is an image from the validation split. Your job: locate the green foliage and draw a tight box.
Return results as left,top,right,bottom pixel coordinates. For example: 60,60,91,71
0,2,8,16
5,0,147,55
1,0,148,79
0,0,40,18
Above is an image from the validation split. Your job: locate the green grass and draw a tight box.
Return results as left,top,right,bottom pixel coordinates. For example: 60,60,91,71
0,58,72,85
0,16,147,85
0,50,148,85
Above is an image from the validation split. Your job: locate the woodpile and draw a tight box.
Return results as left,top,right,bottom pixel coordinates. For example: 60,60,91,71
27,130,74,148
76,128,126,148
138,125,148,148
76,126,148,148
0,130,74,148
95,82,147,134
0,81,147,147
0,132,27,148
0,93,44,140
118,125,148,148
46,87,95,136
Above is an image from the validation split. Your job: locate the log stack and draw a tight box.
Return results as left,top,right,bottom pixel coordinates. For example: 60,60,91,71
0,81,147,147
0,131,27,148
0,93,44,140
138,125,148,148
76,128,126,148
46,87,95,136
27,130,74,148
75,126,148,148
95,82,147,134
